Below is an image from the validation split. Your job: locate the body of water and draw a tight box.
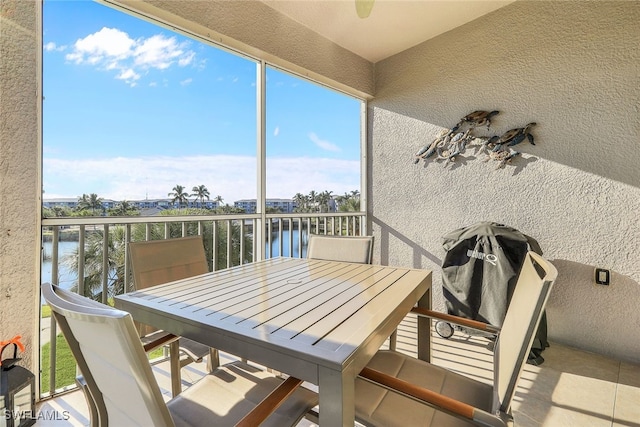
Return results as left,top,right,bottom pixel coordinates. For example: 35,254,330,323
266,230,307,258
42,241,78,290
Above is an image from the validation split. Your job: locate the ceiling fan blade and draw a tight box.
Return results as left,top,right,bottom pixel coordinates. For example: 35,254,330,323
355,0,375,19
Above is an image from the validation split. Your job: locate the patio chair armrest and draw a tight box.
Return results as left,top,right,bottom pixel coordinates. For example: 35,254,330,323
235,376,303,427
141,331,179,353
359,367,506,427
410,307,500,335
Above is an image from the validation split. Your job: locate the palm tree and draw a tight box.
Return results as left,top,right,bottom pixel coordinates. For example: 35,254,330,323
168,185,189,209
213,195,224,208
191,185,210,208
76,194,89,211
61,226,128,301
337,192,362,235
109,200,138,216
316,191,329,213
308,190,318,211
293,193,307,212
77,193,104,215
338,197,360,212
320,190,334,212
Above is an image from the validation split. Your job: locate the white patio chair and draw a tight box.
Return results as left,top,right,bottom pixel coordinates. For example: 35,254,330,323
128,235,216,397
355,251,557,427
307,234,374,264
42,282,318,427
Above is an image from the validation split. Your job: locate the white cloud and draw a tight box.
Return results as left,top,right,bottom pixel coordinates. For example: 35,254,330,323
44,42,65,52
308,132,340,152
133,34,185,70
43,155,359,203
180,78,193,86
67,27,134,64
178,51,196,67
116,68,141,87
273,126,280,137
62,27,197,85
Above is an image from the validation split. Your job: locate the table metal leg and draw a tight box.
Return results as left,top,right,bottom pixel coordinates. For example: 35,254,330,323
318,365,355,426
417,286,432,362
169,340,181,397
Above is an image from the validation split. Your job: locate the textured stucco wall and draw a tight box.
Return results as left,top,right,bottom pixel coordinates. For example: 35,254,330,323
0,0,40,371
369,1,640,363
109,0,375,97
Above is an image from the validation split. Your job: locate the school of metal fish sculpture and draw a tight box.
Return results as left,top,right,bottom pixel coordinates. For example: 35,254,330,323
413,112,536,171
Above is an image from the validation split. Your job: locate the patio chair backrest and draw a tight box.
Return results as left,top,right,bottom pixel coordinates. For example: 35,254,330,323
307,234,374,264
129,235,209,289
494,251,557,414
41,282,174,427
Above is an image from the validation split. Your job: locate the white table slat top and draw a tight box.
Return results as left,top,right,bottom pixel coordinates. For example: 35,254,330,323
115,257,431,371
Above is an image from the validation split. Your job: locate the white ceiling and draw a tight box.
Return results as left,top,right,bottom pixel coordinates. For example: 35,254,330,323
261,0,515,63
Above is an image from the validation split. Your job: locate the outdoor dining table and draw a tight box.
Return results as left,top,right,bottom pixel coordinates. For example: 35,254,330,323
114,257,432,426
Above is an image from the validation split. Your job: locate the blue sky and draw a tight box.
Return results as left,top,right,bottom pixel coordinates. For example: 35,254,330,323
43,0,362,204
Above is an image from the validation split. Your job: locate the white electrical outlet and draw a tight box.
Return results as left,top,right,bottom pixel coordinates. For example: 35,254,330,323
594,268,610,286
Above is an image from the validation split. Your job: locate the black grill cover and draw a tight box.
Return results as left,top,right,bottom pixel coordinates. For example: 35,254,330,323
441,221,548,364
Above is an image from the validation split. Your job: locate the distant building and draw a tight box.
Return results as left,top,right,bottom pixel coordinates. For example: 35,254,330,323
233,199,295,214
42,198,79,209
43,198,219,211
43,198,117,209
44,197,302,213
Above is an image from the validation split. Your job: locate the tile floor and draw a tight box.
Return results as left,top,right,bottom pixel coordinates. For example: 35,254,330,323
35,316,640,426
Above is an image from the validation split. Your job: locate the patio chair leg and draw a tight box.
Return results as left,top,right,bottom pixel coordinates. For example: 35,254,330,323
389,329,397,351
169,340,181,397
206,348,220,372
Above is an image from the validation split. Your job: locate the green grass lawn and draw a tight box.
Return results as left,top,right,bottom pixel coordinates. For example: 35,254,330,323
40,334,76,391
41,304,51,318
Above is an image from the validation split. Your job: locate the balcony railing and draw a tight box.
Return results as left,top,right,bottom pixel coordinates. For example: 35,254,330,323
39,211,366,398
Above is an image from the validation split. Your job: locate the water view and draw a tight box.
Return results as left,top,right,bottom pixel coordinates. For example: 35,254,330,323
41,240,78,291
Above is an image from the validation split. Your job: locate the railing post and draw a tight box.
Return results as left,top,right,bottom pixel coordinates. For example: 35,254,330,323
124,224,131,293
298,218,304,258
102,224,109,304
226,219,232,269
78,226,85,296
288,219,293,258
51,227,59,286
267,219,273,259
239,219,245,265
278,218,284,257
212,220,218,271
